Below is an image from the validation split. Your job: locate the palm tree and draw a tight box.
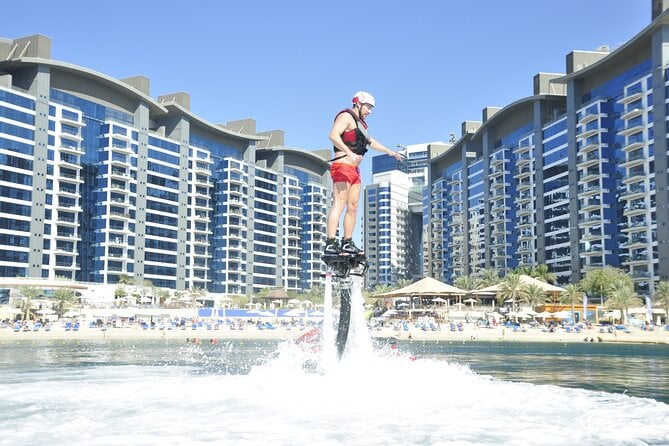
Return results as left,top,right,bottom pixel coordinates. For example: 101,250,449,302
521,283,549,309
513,265,534,277
114,285,128,307
580,267,630,305
497,274,526,310
476,268,500,288
454,275,478,292
653,281,669,324
533,264,557,285
366,283,393,309
118,274,133,285
153,288,171,307
560,284,584,323
605,279,643,325
188,286,206,309
17,286,42,321
52,288,77,318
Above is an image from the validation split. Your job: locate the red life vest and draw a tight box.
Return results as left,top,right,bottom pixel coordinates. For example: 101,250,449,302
333,109,370,156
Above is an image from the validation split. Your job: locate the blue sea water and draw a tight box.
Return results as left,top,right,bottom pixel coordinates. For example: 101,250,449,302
0,337,667,446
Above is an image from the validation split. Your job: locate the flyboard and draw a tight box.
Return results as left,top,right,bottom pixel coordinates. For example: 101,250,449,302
322,251,369,359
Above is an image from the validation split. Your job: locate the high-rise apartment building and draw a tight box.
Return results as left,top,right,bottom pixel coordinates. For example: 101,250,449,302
364,143,437,287
0,34,331,297
425,2,669,297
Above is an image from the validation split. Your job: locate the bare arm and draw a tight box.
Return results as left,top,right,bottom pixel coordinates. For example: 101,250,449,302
368,137,405,161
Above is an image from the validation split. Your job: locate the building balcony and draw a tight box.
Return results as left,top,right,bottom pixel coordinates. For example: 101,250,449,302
109,170,131,181
618,90,644,104
576,151,606,169
580,231,602,242
620,157,646,170
109,184,129,193
577,110,601,125
623,173,647,185
578,215,605,227
577,184,606,198
580,197,602,211
621,140,644,152
56,215,78,226
106,144,133,155
57,157,82,170
621,107,644,121
577,140,601,154
618,122,645,137
575,125,599,139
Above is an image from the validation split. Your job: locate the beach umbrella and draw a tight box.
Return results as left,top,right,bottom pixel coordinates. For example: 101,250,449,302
463,298,477,308
284,308,305,317
37,308,56,315
2,308,24,315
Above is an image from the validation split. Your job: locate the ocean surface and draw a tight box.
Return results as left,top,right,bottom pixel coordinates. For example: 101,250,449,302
1,280,668,446
0,336,668,445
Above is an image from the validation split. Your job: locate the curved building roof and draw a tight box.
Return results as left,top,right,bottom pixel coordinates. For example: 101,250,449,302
0,55,266,143
555,9,669,83
0,56,169,116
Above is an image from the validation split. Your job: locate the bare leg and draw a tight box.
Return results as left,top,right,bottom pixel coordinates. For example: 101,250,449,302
342,183,361,239
327,181,350,238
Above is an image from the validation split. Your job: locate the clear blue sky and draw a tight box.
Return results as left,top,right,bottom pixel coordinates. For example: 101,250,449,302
4,0,650,182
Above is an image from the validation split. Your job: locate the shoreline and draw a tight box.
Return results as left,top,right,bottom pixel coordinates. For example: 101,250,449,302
1,322,668,345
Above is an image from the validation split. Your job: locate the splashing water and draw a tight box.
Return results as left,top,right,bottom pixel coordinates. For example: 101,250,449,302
0,282,668,445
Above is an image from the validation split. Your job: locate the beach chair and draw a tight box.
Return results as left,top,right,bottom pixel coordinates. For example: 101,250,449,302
64,322,72,331
33,322,42,331
73,322,80,331
13,323,20,332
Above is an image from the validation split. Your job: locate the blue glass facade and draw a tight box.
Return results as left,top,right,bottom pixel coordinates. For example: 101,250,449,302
0,39,331,296
424,16,669,295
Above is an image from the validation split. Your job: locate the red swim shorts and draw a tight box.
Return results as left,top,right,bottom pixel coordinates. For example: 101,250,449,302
330,163,361,184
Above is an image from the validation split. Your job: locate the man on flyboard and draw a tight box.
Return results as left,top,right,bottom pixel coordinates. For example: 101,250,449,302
324,91,405,259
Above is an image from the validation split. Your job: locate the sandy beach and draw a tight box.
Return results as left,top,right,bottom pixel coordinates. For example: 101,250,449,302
2,320,668,345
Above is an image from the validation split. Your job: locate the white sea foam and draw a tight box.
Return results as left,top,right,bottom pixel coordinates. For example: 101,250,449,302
0,284,667,445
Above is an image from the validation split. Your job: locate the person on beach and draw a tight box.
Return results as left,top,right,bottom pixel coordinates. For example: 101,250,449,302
324,91,405,256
